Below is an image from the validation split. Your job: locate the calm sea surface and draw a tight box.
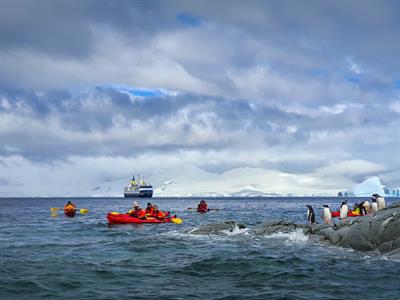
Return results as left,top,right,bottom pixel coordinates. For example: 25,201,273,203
1,197,399,300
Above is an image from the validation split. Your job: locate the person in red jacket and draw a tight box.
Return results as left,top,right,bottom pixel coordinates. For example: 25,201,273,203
151,205,165,220
129,201,146,219
145,202,154,215
197,200,209,213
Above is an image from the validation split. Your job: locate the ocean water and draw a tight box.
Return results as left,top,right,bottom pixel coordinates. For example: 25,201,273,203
1,197,399,300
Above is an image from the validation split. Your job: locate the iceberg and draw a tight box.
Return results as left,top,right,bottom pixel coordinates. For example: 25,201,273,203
338,176,400,197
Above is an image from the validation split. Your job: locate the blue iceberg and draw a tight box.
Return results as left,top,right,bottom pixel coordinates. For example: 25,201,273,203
338,176,400,197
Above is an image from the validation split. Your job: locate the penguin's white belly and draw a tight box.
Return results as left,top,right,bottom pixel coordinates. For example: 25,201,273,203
340,205,348,219
371,202,378,213
323,208,331,223
377,197,386,210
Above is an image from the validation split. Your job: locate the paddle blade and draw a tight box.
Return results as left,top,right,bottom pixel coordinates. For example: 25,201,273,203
171,217,183,224
79,208,88,214
50,207,60,211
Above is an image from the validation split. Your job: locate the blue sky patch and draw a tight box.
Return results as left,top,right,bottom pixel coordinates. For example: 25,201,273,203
113,86,164,97
347,77,359,84
177,13,201,27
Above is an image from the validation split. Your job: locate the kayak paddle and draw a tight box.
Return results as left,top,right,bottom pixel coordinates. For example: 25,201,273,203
50,207,89,214
186,208,219,211
171,217,183,224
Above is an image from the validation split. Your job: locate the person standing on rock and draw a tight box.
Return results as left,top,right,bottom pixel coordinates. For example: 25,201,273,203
306,204,316,225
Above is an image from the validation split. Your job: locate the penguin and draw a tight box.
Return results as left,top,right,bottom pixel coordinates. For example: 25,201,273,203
371,201,378,213
322,204,331,224
339,200,348,220
362,200,370,214
376,195,386,210
306,204,315,224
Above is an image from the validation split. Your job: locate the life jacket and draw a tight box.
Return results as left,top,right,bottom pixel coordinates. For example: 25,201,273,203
130,209,146,219
197,203,208,212
145,207,154,215
151,210,165,219
64,203,76,209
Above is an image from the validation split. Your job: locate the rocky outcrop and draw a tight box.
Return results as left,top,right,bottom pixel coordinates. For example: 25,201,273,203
188,221,246,235
187,204,400,254
310,203,400,253
250,220,307,235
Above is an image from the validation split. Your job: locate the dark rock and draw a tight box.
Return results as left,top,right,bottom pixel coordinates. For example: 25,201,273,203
312,206,400,253
250,220,307,235
188,221,245,235
187,206,400,254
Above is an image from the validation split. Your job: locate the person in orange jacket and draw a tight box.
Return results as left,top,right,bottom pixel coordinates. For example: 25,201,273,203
64,200,76,209
151,205,166,220
145,202,154,215
128,201,146,219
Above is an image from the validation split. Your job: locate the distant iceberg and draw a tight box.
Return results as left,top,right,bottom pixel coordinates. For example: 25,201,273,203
338,176,400,197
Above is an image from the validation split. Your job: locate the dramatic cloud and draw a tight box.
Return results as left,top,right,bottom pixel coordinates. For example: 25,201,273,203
0,0,399,196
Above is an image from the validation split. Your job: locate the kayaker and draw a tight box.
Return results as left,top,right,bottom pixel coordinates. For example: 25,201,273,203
64,201,76,209
151,205,165,220
145,202,154,215
197,200,209,213
128,201,146,219
353,203,361,215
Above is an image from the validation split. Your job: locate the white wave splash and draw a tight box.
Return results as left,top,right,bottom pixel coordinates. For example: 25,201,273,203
262,229,308,244
220,224,250,236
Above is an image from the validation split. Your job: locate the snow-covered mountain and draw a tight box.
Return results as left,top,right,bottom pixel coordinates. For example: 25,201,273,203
88,165,338,197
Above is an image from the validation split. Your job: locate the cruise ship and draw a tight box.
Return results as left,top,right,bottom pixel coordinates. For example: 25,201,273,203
124,175,153,198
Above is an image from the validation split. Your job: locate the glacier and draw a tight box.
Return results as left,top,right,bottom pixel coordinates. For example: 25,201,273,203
338,176,400,197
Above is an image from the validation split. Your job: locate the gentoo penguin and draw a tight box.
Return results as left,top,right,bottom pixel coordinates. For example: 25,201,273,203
371,201,378,213
322,204,331,224
362,200,370,214
376,195,386,210
339,200,348,220
306,204,316,224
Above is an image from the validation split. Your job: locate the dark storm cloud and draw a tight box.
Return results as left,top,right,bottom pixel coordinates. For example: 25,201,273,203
0,0,183,58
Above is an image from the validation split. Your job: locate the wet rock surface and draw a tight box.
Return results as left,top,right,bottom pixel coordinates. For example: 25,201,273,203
188,204,400,254
310,204,400,253
188,221,246,235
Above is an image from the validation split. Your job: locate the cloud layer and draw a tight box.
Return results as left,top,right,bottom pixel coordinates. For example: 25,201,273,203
0,1,399,196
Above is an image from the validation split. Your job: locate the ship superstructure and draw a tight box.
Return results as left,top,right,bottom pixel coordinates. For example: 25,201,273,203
124,175,153,198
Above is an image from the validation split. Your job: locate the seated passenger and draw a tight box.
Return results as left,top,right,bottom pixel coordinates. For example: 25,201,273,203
151,205,165,220
197,200,209,213
353,203,361,215
64,200,76,209
128,201,146,219
145,202,154,215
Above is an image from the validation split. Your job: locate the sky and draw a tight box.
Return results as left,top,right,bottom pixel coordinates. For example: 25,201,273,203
0,0,399,196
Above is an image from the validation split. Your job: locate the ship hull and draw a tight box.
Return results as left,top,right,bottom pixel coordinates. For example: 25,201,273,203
124,190,153,198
